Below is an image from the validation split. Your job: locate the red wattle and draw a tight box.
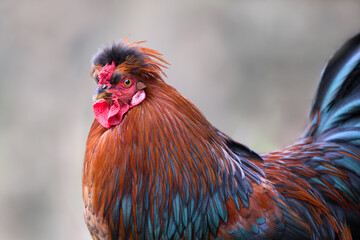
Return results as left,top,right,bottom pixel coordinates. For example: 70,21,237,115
93,99,128,129
92,90,146,129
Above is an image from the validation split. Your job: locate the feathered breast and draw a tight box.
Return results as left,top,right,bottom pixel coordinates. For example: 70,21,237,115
83,80,267,239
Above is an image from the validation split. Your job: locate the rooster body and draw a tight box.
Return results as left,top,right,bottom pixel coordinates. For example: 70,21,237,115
83,35,360,239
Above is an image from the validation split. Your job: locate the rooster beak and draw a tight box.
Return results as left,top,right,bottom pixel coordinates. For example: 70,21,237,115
93,86,108,101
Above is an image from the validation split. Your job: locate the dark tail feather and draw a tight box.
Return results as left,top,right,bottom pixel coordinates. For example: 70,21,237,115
304,33,360,147
303,33,360,238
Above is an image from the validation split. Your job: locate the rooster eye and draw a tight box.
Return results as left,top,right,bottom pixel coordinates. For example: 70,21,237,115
123,78,132,87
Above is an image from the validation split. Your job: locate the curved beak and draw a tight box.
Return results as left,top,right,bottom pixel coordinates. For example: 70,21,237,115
93,87,109,101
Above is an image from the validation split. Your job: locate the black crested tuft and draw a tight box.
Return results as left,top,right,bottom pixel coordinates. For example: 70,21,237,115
92,42,144,67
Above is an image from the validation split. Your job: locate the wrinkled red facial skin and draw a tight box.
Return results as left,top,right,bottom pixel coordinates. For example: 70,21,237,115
93,62,146,129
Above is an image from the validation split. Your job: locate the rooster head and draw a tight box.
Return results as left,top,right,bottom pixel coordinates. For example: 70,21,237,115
90,40,168,129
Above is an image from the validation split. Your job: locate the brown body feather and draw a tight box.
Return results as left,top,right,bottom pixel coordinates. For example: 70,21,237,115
260,139,359,240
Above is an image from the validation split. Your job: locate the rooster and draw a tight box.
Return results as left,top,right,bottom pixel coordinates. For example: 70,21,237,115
83,34,360,240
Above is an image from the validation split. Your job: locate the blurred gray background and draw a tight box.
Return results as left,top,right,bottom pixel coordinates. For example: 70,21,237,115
1,0,360,239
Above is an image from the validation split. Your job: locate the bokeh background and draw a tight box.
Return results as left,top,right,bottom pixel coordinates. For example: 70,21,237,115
1,0,360,239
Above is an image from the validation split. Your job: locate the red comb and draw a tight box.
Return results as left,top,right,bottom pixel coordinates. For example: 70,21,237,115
98,61,116,84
